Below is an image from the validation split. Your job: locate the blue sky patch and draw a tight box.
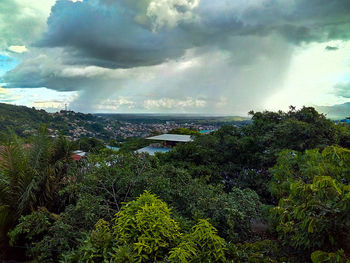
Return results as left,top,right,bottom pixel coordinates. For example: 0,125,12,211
0,55,18,77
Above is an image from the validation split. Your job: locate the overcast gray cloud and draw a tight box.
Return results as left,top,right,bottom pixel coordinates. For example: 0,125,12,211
2,0,350,114
32,0,350,69
334,82,350,98
35,0,197,68
0,0,54,50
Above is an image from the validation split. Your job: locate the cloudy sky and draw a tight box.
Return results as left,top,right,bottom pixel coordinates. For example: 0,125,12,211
1,0,350,117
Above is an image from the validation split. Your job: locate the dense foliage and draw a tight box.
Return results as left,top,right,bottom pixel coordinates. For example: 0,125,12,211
271,176,350,251
1,106,350,262
63,192,226,263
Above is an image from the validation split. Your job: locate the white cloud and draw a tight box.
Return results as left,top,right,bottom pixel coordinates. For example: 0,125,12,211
0,86,9,94
7,45,28,53
94,97,135,111
147,0,199,30
33,100,63,109
60,66,111,78
0,87,24,102
144,97,206,110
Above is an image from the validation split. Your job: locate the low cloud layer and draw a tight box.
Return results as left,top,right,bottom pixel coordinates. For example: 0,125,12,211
334,82,350,99
2,0,350,114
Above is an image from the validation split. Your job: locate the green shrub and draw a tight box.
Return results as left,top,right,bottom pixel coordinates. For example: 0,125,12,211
311,249,349,263
169,219,226,263
270,146,350,199
66,219,113,263
271,176,350,251
226,240,282,263
68,192,227,263
112,191,182,262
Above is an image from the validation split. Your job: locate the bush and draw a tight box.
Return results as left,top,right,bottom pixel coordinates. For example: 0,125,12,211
270,176,350,251
270,146,350,199
311,249,349,263
112,191,182,262
169,219,226,263
226,240,282,263
68,192,227,263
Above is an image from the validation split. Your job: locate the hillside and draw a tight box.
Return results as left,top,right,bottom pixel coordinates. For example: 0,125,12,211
0,103,116,140
0,103,250,142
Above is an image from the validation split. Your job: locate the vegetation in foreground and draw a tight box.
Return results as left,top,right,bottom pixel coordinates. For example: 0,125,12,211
1,106,350,262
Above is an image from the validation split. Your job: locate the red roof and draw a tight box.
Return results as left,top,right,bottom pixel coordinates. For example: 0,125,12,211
72,154,83,161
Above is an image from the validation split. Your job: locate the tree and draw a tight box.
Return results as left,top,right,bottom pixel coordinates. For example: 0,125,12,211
66,192,226,263
271,176,350,253
0,128,76,256
226,240,282,263
270,146,350,199
168,128,201,136
169,219,226,263
246,106,339,165
76,137,105,153
0,133,30,242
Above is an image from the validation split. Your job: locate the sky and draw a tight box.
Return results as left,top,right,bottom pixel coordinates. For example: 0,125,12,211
0,0,350,117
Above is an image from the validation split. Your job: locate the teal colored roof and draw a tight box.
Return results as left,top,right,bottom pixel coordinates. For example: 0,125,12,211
106,145,120,151
136,146,172,156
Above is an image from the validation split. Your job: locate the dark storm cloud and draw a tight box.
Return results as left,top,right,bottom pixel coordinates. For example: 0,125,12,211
32,0,350,70
36,0,191,68
2,49,103,91
234,0,350,43
3,0,350,113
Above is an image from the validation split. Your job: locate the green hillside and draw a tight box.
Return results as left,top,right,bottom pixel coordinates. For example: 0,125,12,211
0,103,52,135
0,103,115,140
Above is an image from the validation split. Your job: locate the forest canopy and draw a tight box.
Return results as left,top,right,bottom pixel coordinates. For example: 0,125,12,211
1,106,350,262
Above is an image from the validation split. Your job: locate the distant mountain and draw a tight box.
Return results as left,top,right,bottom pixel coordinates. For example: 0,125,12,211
315,102,350,120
